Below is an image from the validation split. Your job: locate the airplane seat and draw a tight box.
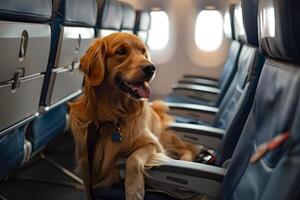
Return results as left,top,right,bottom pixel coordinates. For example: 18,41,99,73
96,0,123,37
0,0,52,177
134,10,151,44
168,2,265,166
221,0,300,198
165,4,242,107
167,2,264,127
26,104,67,153
120,2,136,34
40,0,97,109
0,126,26,178
29,0,97,154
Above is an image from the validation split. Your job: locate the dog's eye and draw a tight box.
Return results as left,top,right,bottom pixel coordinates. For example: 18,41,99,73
116,48,126,56
141,49,146,54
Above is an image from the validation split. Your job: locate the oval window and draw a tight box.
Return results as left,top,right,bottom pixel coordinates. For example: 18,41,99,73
195,10,224,52
148,11,169,50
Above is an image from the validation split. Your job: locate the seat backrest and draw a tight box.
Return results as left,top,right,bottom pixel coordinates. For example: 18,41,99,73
221,0,300,199
96,0,123,37
215,4,242,105
214,1,265,165
0,0,52,177
120,2,136,34
0,0,51,133
40,0,97,107
134,10,151,43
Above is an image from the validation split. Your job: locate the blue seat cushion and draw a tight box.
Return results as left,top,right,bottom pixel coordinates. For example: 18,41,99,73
0,126,25,177
28,104,67,152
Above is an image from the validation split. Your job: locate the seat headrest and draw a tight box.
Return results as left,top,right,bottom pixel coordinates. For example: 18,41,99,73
224,4,236,40
258,0,300,64
233,4,247,44
135,10,151,31
0,0,52,22
121,3,136,30
241,0,259,46
52,0,97,26
96,0,123,31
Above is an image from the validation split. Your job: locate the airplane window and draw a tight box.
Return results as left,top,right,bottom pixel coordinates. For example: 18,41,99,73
195,10,223,52
148,11,169,50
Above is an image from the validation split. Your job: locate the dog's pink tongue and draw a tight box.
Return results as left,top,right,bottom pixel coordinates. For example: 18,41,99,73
131,83,151,98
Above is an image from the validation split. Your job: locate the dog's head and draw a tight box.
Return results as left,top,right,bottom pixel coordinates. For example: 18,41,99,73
80,32,155,100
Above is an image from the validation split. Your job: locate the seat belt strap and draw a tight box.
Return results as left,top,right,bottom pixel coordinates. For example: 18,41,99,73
87,122,100,200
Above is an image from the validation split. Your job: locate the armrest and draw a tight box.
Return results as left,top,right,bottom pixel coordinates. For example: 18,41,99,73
169,122,225,149
172,83,220,102
179,77,219,87
183,74,219,82
118,159,226,198
166,102,218,124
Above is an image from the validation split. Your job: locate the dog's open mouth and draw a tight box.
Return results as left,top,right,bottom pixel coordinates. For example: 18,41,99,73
116,76,151,99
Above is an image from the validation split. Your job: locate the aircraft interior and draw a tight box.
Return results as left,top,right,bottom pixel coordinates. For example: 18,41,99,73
0,0,299,200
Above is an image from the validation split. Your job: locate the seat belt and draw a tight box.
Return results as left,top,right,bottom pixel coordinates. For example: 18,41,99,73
87,122,100,200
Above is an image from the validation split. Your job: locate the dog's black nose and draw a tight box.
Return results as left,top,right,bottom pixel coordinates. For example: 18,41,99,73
142,64,156,77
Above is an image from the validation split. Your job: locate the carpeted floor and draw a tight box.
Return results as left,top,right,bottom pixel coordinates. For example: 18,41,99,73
0,132,86,200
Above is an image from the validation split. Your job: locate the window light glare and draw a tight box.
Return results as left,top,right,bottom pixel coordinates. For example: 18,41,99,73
148,11,169,50
195,10,224,52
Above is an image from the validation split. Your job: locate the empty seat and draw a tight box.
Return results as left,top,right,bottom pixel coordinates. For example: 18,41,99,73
167,2,265,165
0,0,51,177
134,10,151,43
96,0,123,37
40,0,97,109
181,5,240,88
166,5,242,107
221,0,300,198
120,2,136,34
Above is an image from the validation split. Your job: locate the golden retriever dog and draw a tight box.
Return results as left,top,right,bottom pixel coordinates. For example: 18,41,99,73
69,33,202,200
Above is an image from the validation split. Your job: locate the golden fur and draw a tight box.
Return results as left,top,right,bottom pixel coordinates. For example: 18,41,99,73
69,33,201,200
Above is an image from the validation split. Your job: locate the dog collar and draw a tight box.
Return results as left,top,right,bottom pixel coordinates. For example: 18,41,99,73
89,120,123,143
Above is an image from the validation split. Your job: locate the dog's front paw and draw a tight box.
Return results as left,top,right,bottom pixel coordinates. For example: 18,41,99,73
125,183,145,200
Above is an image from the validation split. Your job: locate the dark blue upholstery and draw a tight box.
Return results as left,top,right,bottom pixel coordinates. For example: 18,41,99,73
27,104,67,152
0,126,25,178
241,0,259,46
221,58,300,200
0,0,51,22
221,0,300,199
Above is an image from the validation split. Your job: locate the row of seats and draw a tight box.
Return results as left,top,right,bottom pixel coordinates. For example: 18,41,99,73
165,1,265,166
0,0,150,178
93,0,300,199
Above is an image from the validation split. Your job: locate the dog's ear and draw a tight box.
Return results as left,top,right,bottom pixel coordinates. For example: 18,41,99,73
80,38,107,86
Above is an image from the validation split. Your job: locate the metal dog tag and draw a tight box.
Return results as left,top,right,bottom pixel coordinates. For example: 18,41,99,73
111,121,123,142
